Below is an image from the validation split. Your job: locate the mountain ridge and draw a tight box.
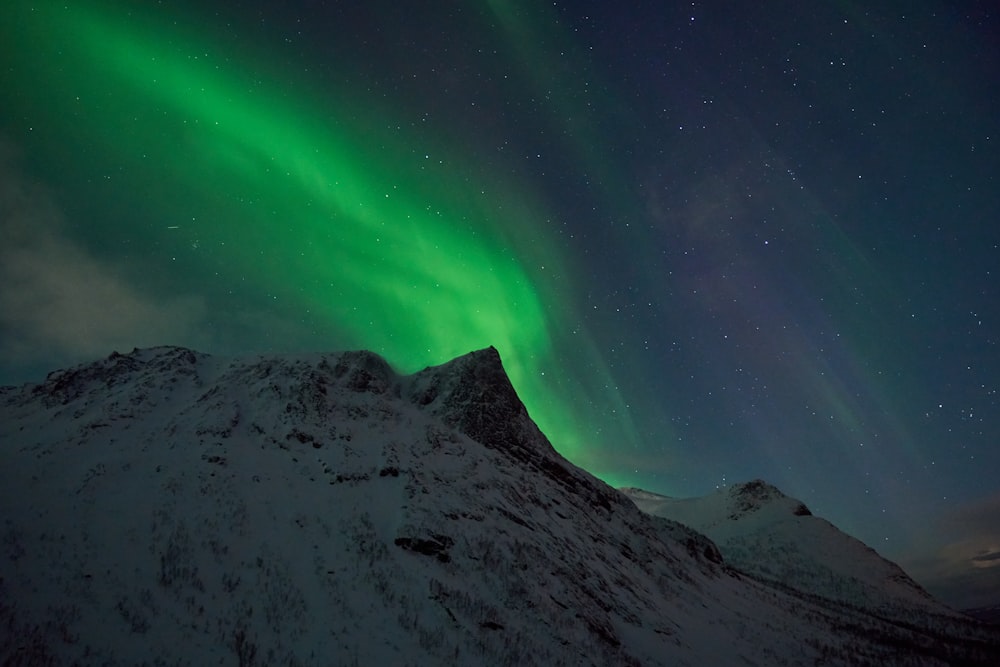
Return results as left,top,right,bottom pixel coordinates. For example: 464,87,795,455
2,345,998,665
621,482,954,623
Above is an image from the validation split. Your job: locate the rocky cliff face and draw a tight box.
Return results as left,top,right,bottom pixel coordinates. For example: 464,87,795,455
2,346,998,665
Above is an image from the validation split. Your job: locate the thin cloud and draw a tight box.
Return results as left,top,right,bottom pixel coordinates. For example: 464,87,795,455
0,141,207,374
971,550,1000,565
899,491,1000,609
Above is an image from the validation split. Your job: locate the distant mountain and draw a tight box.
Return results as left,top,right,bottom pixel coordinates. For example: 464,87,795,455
2,346,999,665
620,482,956,624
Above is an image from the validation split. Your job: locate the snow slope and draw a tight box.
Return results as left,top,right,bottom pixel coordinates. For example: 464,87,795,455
2,346,998,665
622,481,957,622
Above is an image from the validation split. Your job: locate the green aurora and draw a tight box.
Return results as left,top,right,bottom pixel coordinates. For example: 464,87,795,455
0,0,636,467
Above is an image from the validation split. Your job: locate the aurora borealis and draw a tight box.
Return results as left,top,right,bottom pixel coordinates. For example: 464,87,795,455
0,0,635,461
2,0,998,609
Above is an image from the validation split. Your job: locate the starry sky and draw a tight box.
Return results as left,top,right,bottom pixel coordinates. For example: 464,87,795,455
1,0,998,609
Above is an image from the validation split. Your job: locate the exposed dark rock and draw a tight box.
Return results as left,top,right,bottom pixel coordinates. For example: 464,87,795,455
793,503,812,517
394,534,455,563
333,351,396,395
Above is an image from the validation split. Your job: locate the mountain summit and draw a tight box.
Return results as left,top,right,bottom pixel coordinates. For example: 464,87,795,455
622,481,949,621
2,346,998,665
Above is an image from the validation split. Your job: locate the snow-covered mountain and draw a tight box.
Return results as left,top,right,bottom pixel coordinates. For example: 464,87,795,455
621,482,955,624
2,346,998,665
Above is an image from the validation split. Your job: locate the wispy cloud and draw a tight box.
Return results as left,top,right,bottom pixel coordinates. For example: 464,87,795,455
899,491,1000,610
971,550,1000,565
0,141,207,377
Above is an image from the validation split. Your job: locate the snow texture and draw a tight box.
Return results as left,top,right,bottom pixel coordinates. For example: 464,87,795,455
1,345,998,666
621,481,953,620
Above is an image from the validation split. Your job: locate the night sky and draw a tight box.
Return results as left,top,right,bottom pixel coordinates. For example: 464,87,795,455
1,1,998,609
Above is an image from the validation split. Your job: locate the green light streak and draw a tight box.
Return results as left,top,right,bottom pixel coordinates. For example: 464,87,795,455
481,0,648,460
482,0,634,206
0,0,606,459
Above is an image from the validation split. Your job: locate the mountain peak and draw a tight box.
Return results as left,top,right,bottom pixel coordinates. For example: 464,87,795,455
406,347,619,512
728,479,812,517
623,481,955,622
25,345,204,407
408,346,550,456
